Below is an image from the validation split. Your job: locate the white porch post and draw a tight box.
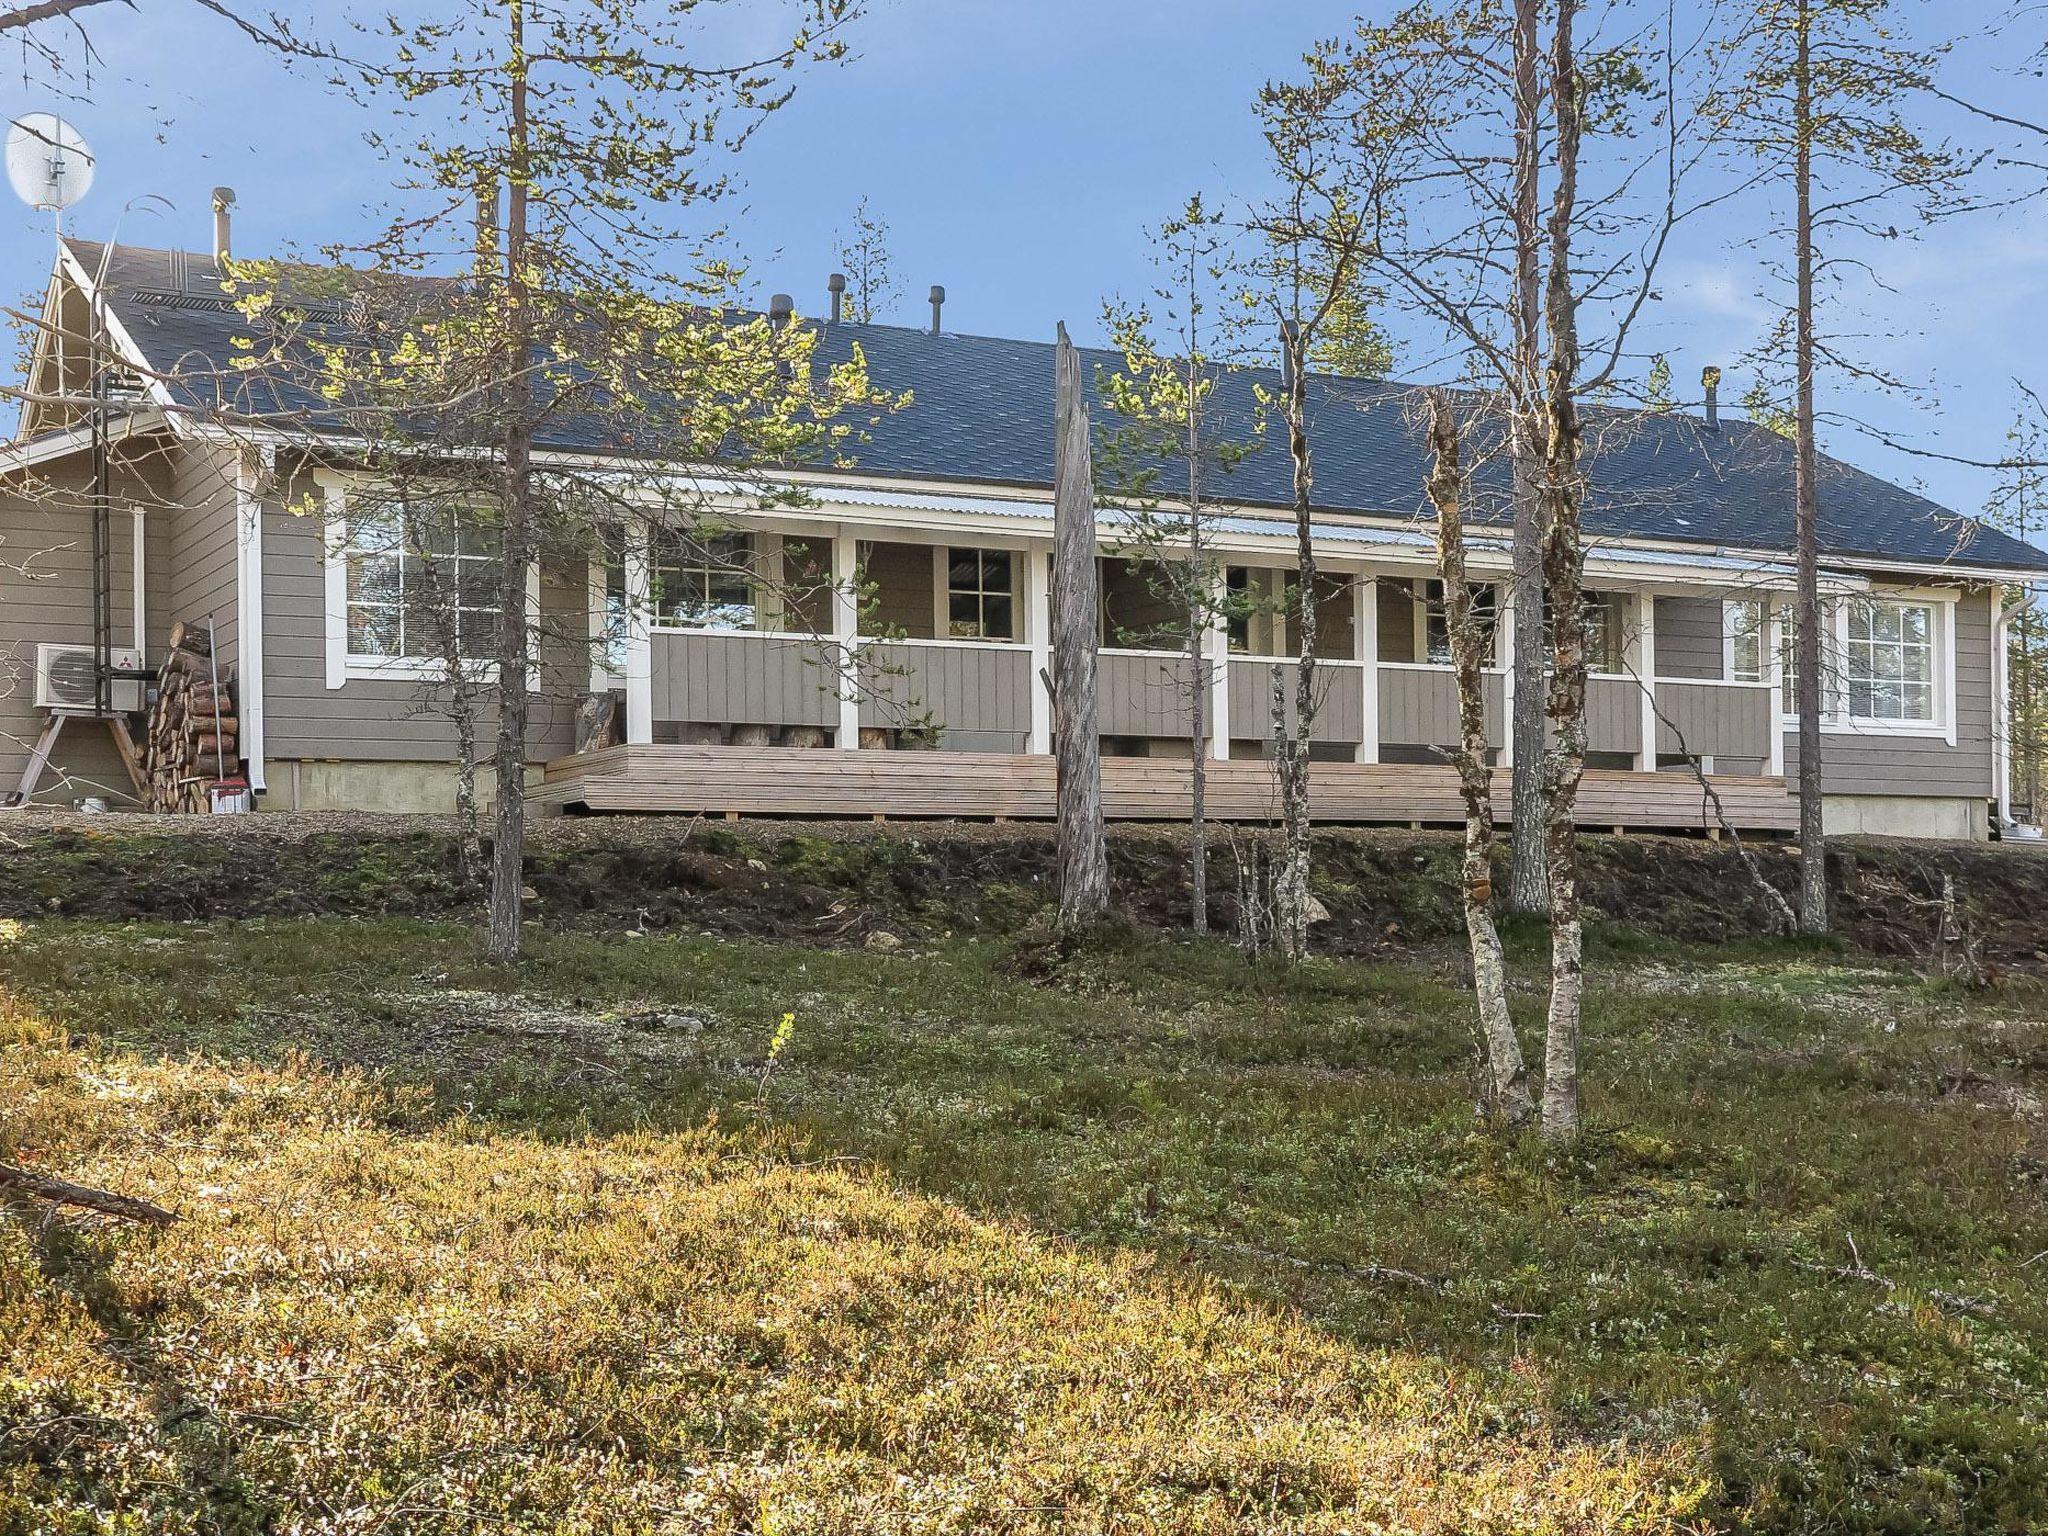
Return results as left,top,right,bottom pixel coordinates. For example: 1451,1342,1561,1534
1206,568,1230,761
1026,544,1053,755
1993,583,2012,825
623,525,653,745
1355,572,1379,763
1766,596,1787,779
1636,591,1658,771
833,527,861,750
1498,597,1516,768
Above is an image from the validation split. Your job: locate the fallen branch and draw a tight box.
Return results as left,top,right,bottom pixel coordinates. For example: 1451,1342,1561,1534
0,1161,179,1225
1630,676,1797,935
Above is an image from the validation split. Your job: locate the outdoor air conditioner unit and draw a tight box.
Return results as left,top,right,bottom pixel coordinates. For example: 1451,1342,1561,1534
34,643,144,713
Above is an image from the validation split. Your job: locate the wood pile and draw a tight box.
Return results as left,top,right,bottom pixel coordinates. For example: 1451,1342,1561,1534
143,621,240,813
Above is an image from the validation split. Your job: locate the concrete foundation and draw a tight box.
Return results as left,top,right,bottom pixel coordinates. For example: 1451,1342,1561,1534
265,760,544,815
1822,793,1990,842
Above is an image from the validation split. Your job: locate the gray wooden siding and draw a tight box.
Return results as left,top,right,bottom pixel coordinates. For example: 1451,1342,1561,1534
1379,666,1505,748
1781,587,1996,798
261,466,577,765
657,630,838,729
1377,578,1416,662
0,452,176,802
1101,651,1196,738
1656,681,1772,761
166,439,239,669
1654,595,1724,680
860,641,1030,749
860,541,935,639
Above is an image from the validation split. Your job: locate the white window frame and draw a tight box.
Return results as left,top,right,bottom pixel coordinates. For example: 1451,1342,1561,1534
933,545,1020,642
1773,588,1958,743
1723,597,1766,683
319,471,539,691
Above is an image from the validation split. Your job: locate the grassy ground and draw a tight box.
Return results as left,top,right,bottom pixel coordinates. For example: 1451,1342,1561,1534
5,910,2047,1533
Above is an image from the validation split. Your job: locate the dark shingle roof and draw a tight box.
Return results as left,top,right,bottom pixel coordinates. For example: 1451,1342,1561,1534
71,240,2048,575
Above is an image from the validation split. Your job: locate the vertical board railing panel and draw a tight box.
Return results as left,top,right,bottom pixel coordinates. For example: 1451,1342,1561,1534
859,641,1033,750
1655,680,1773,763
1377,667,1506,750
653,631,838,728
1586,676,1642,755
1226,659,1366,743
1099,650,1198,738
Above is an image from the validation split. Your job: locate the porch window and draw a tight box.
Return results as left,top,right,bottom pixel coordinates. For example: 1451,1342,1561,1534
343,501,501,660
1725,599,1765,682
946,548,1014,640
1845,598,1935,723
653,531,756,629
1584,591,1628,674
1420,579,1498,665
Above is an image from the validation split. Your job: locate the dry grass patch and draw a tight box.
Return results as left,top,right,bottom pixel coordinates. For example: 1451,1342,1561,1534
3,1010,1704,1535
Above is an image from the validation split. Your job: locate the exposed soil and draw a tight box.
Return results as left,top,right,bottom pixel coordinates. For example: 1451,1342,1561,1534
3,807,2046,975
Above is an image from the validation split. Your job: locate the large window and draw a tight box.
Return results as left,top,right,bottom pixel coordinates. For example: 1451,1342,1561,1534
652,531,756,629
343,501,501,660
1846,598,1936,723
1776,596,1945,728
946,548,1014,640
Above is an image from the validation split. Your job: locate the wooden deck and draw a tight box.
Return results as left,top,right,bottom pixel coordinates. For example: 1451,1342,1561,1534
533,746,1799,833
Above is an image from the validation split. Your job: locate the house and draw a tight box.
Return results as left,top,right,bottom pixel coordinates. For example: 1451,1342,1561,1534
3,229,2044,838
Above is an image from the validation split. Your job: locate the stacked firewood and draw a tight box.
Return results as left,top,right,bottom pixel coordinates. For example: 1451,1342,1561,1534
143,621,240,813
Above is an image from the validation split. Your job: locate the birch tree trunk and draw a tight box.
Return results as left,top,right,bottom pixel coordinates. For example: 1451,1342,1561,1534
1053,322,1109,928
1428,390,1535,1126
1792,0,1829,935
486,0,534,967
1538,0,1588,1143
1273,320,1316,962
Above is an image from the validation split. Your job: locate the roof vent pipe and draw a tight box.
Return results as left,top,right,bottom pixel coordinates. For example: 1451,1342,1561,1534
211,186,235,270
1701,365,1722,432
769,293,793,326
827,272,846,324
929,284,945,335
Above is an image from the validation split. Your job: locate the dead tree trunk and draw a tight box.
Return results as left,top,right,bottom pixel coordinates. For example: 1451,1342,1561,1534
1053,322,1109,929
1506,0,1550,917
1427,391,1535,1126
1538,0,1589,1143
1792,0,1829,936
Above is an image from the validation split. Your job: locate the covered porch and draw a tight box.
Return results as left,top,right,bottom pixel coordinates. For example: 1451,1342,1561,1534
565,495,1793,829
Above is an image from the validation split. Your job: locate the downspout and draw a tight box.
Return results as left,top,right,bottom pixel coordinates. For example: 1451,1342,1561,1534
235,445,271,794
131,504,146,653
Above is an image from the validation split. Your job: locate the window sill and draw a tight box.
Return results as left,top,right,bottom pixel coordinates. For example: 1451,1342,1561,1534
340,656,502,685
1781,716,1952,740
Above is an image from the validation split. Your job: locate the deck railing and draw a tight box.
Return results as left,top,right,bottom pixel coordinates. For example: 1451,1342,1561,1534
643,629,1778,772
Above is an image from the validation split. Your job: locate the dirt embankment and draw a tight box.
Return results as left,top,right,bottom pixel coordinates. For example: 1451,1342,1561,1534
3,810,2045,972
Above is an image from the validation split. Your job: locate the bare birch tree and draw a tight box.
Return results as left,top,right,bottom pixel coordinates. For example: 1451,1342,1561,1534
1424,388,1534,1124
1247,93,1377,964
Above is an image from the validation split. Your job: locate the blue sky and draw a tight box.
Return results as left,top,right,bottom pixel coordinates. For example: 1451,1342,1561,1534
4,0,2044,525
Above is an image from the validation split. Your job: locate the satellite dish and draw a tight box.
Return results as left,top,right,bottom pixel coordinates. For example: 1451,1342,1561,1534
6,114,94,214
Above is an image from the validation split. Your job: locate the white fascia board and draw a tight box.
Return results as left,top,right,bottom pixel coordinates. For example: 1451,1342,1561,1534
0,406,170,474
55,243,186,430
